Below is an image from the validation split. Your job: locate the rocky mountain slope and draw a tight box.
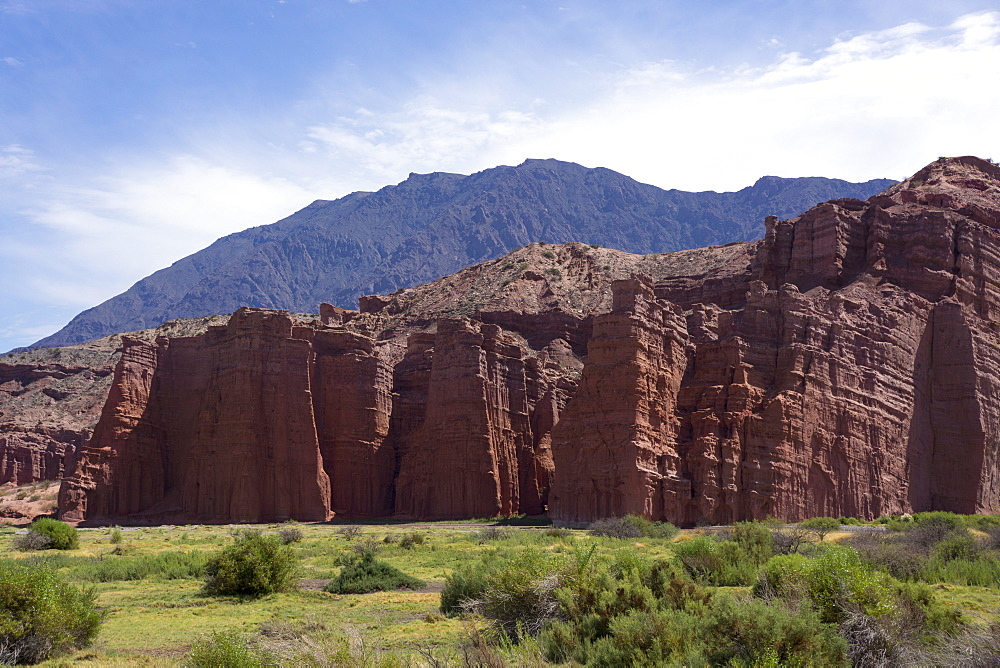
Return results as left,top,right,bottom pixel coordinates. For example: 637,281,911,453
58,157,1000,525
32,159,893,349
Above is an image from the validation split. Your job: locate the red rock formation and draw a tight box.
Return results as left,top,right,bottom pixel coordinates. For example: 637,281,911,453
58,157,1000,524
312,329,394,518
393,320,562,519
550,156,1000,524
61,311,333,523
1,357,112,486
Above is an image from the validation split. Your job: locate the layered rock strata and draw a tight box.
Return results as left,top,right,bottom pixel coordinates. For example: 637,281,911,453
550,156,1000,524
60,157,1000,524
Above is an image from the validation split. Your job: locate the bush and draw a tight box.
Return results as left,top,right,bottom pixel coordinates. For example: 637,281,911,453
186,629,273,667
441,560,492,615
475,526,513,542
672,535,763,586
539,551,846,666
336,525,362,541
624,515,680,540
399,531,425,549
277,527,303,544
804,547,895,623
544,526,572,538
324,551,423,594
204,530,299,597
0,559,102,664
11,529,52,551
588,517,642,539
25,518,79,550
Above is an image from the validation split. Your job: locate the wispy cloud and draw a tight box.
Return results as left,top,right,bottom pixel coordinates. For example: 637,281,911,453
305,101,540,181
0,144,43,177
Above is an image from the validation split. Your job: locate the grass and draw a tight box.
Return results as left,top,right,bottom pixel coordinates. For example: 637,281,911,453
0,519,996,665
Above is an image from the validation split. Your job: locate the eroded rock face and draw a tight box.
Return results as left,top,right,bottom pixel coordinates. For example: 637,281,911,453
61,312,333,524
59,157,1000,524
550,156,1000,524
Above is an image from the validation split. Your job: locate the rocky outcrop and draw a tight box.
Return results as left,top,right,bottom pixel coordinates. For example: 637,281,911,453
58,157,1000,525
549,156,1000,524
393,320,565,519
61,312,333,524
0,356,112,486
1,314,229,489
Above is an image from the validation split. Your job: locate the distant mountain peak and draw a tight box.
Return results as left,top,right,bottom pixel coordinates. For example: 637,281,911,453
29,161,896,349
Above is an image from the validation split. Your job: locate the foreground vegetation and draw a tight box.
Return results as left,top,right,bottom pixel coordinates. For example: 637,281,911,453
0,508,997,665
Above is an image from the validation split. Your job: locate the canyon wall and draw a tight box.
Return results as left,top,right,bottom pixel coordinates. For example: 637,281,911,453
60,157,1000,524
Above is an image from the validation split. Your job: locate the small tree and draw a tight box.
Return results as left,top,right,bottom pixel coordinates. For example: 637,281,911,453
800,517,841,543
204,530,299,597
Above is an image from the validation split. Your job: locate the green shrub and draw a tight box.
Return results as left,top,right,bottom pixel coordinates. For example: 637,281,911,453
622,515,680,540
672,535,762,586
804,546,895,623
441,560,492,615
476,549,560,640
109,526,124,544
204,530,299,597
541,250,556,259
324,551,424,594
544,526,572,538
76,550,208,582
933,533,979,562
0,559,102,664
753,552,811,601
186,629,273,667
25,517,79,550
539,552,846,666
399,531,426,549
732,520,775,559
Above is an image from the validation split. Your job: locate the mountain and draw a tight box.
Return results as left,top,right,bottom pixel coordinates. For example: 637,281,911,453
57,157,1000,525
32,159,894,348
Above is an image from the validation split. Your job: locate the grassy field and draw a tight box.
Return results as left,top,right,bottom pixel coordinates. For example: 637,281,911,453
1,515,998,666
0,521,650,665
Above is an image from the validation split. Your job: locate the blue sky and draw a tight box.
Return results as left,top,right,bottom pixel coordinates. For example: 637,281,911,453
2,0,999,351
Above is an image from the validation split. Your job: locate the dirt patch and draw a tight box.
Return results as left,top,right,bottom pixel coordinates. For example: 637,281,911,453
299,578,332,591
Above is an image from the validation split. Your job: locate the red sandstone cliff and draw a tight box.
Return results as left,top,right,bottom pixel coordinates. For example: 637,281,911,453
59,157,1000,524
550,156,1000,524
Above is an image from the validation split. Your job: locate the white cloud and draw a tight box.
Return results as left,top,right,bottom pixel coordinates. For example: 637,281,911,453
0,144,42,177
488,10,1000,190
288,11,1000,193
22,156,315,281
305,100,541,183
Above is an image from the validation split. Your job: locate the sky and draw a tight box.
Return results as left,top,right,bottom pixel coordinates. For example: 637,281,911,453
2,1,1000,352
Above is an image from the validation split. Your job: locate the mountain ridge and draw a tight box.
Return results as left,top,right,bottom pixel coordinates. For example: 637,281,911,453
31,159,894,349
